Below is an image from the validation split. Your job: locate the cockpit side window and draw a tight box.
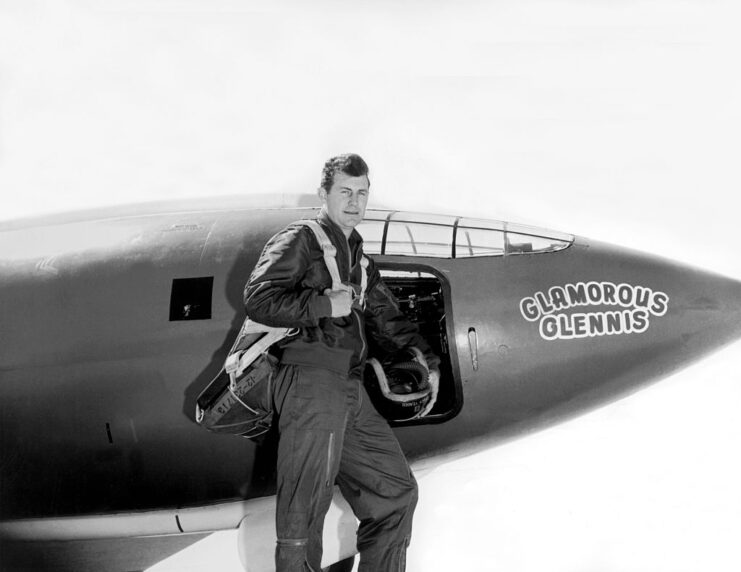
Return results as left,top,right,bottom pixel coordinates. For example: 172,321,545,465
455,226,505,257
504,230,572,255
356,219,385,255
384,222,453,257
455,218,572,258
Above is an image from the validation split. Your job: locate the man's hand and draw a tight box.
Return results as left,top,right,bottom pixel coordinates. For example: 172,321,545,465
325,288,353,318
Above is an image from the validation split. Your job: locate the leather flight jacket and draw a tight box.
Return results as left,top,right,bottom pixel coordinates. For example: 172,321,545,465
243,210,440,380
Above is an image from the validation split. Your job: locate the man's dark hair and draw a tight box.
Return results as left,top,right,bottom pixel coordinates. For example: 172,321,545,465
320,153,370,192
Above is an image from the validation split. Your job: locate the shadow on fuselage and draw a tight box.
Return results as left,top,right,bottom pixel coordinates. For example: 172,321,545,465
178,213,298,501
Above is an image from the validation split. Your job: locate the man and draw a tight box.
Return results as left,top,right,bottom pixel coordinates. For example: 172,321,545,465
243,153,440,572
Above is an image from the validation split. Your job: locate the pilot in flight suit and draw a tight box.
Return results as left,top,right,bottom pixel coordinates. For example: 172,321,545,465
243,153,440,572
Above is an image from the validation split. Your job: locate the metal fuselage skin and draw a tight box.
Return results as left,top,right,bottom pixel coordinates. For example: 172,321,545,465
2,204,741,526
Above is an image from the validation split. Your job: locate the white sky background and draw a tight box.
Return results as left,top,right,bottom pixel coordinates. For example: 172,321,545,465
2,1,741,570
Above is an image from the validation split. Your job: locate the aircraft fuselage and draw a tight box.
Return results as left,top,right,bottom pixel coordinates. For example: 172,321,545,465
2,202,740,529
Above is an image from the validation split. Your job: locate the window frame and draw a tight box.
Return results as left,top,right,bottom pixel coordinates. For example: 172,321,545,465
359,209,574,258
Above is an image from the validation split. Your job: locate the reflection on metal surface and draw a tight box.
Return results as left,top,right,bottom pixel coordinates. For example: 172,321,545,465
468,328,479,371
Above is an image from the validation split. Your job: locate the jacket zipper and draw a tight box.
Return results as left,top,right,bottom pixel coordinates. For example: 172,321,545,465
344,233,367,363
354,309,368,362
344,236,352,280
325,432,335,487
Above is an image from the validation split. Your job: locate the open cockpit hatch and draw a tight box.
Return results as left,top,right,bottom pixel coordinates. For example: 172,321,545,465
367,266,461,426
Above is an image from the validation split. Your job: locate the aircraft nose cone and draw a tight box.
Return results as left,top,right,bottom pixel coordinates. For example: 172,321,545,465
619,243,741,361
568,239,741,391
671,266,741,349
479,238,741,437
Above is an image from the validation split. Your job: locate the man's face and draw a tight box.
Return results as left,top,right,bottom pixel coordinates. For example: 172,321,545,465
319,172,370,235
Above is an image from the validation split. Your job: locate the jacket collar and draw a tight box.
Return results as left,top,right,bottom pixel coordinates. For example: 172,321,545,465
317,208,363,250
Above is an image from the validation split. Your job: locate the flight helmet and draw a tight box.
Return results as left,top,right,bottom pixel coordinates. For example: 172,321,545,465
364,347,432,421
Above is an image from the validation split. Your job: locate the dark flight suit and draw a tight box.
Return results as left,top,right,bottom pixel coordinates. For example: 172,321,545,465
244,211,439,572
